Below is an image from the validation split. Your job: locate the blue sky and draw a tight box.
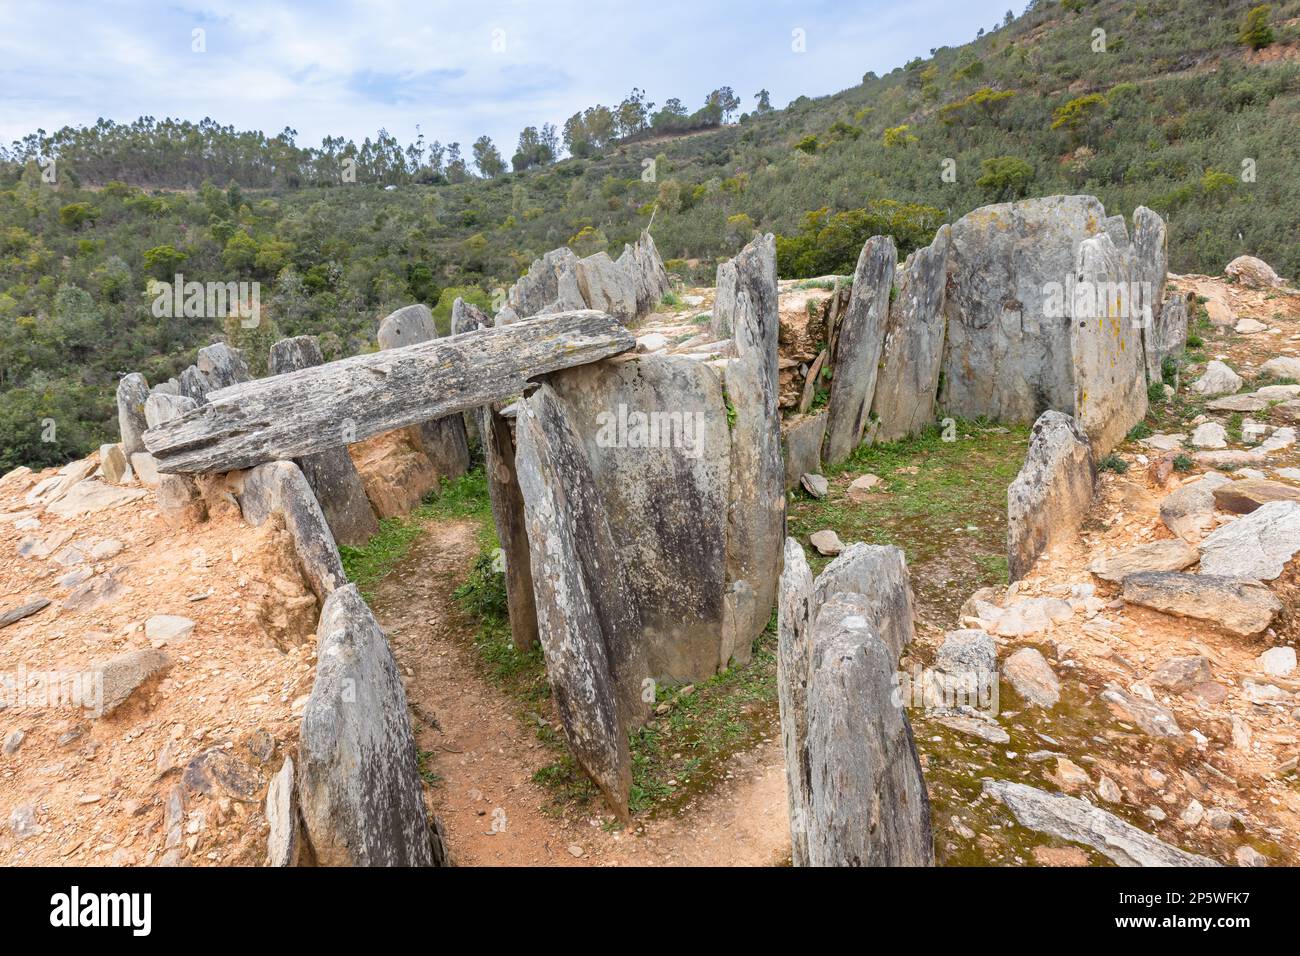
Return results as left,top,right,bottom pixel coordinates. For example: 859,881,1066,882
0,0,1019,155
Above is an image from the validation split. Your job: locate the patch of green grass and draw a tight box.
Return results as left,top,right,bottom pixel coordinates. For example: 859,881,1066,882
1097,453,1129,474
660,290,683,308
1126,421,1153,441
1145,381,1167,405
789,419,1028,622
1185,334,1204,349
1173,453,1194,472
417,749,442,787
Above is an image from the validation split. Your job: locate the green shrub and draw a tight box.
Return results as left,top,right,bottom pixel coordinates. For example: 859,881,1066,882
1239,5,1275,50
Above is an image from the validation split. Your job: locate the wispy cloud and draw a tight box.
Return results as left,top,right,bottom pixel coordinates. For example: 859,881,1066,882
0,0,1015,153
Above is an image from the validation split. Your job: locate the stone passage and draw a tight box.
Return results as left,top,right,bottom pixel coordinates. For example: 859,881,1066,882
778,539,932,867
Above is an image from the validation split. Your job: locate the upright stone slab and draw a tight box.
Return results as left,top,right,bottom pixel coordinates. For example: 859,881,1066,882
941,196,1108,423
616,230,671,318
1131,206,1169,384
782,412,827,490
777,539,816,867
178,365,211,403
144,393,205,526
299,585,438,866
196,343,251,390
269,335,379,548
711,258,740,340
377,304,470,483
116,372,151,456
546,354,732,681
718,234,785,665
871,226,952,442
235,460,345,600
1149,290,1191,378
1071,232,1148,454
505,247,586,319
450,298,538,652
514,384,652,818
1007,411,1096,582
810,543,916,661
823,235,897,464
803,593,933,867
576,251,638,325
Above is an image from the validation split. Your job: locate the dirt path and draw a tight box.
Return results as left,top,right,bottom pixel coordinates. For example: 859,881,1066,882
372,518,790,866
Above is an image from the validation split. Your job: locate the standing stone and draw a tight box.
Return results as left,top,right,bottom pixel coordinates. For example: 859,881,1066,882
871,227,952,442
616,230,671,318
823,235,897,465
178,365,211,403
505,247,586,319
711,258,740,340
1070,232,1148,454
576,251,638,324
545,355,732,681
514,384,650,819
782,412,827,490
299,585,437,866
266,757,301,867
719,234,785,664
99,443,129,484
377,305,470,483
235,460,345,600
941,196,1107,424
810,543,916,661
778,539,816,868
803,593,933,867
144,393,206,526
269,335,379,548
1132,206,1170,385
1007,411,1096,582
196,343,251,390
451,298,538,652
116,373,151,456
1149,291,1191,378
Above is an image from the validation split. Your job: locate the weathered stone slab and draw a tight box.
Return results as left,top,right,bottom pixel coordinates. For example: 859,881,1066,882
269,335,379,548
719,234,785,665
1190,360,1243,397
823,235,897,465
1088,539,1200,582
803,593,933,866
984,780,1218,866
116,373,150,456
376,306,471,485
546,355,732,681
1160,472,1231,542
615,230,671,318
1226,255,1287,290
810,543,916,661
0,597,51,628
99,443,129,484
266,756,300,867
1122,571,1281,636
44,480,147,518
451,297,538,652
505,247,586,319
1212,478,1300,514
576,251,637,324
144,311,634,473
777,539,816,867
1131,206,1169,384
1198,500,1300,580
376,304,436,350
514,384,650,818
299,585,437,866
1007,411,1096,582
781,412,826,491
196,343,251,390
92,648,170,718
1100,682,1182,737
1003,647,1060,708
941,196,1107,424
1070,232,1148,453
871,226,951,442
234,460,344,600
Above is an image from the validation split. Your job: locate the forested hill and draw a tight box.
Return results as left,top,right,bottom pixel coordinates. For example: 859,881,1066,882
3,0,1299,470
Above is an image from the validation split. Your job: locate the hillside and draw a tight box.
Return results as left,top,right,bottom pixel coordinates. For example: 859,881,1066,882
3,0,1300,467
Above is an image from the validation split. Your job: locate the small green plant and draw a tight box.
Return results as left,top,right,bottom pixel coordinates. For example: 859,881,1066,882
1160,355,1179,386
1127,421,1153,441
1186,334,1203,349
660,290,683,308
1146,381,1167,405
1098,453,1129,474
1173,454,1194,472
